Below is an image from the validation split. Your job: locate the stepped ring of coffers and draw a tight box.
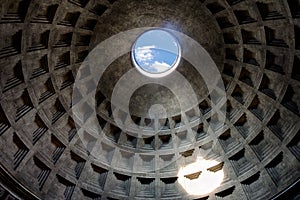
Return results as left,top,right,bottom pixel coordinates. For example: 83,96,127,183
72,27,227,196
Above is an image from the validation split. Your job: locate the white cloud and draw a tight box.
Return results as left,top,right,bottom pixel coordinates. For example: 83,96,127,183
135,45,155,62
173,41,178,47
150,61,171,73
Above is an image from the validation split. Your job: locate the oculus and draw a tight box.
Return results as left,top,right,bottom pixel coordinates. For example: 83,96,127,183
132,29,181,78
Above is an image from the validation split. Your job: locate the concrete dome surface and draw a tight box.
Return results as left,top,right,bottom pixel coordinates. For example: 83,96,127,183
0,0,299,199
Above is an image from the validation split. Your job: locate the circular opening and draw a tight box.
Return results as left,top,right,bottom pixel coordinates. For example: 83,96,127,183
132,29,181,78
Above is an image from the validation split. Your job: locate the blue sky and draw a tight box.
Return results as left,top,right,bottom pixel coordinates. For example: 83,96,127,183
133,30,179,74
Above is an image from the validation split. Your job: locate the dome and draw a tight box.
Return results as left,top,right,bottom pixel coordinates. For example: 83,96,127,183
0,0,299,199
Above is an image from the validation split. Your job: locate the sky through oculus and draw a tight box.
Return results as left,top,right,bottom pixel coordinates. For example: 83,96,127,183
132,29,181,78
